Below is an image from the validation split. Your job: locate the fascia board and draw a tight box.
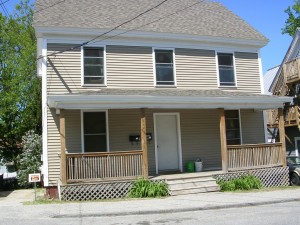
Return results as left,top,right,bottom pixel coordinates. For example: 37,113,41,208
35,26,268,48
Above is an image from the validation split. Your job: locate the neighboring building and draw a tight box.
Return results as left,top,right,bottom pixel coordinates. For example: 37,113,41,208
266,28,300,157
264,66,280,95
33,0,291,198
264,66,279,143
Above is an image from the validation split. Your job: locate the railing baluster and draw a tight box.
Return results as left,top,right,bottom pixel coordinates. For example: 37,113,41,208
66,150,143,182
227,143,283,171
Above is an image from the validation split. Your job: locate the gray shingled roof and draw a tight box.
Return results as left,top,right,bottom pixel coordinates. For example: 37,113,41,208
63,88,283,98
33,0,268,42
47,88,292,110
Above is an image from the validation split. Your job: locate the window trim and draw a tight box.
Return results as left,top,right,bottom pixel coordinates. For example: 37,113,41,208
81,45,107,87
225,109,243,145
216,51,237,88
80,109,110,153
153,47,177,87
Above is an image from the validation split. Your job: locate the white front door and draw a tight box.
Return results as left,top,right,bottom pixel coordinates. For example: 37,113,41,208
154,114,182,173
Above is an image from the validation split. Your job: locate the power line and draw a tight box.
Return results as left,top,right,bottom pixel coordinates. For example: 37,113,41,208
37,0,171,60
34,0,66,14
90,0,205,45
0,0,9,17
86,0,169,45
0,0,10,6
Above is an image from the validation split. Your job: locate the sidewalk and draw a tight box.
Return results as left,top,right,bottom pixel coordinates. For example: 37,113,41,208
53,188,300,218
1,188,300,219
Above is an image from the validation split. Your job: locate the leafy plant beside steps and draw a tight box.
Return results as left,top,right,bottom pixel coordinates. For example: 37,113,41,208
217,175,262,191
127,178,169,198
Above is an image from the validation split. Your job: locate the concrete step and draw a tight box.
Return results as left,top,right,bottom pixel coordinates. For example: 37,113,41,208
170,185,220,196
164,174,220,196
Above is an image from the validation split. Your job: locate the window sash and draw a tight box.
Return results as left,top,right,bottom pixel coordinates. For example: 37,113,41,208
155,50,174,85
83,47,104,85
218,53,235,86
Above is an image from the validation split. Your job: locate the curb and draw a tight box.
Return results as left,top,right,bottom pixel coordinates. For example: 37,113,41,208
52,197,300,218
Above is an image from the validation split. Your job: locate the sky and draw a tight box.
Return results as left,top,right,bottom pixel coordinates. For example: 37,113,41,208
1,0,296,75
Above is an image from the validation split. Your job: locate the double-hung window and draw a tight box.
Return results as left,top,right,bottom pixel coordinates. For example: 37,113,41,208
218,53,236,86
83,47,105,85
83,111,107,152
225,110,241,145
155,49,175,86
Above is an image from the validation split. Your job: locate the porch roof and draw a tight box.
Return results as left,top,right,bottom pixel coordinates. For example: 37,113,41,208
47,88,292,110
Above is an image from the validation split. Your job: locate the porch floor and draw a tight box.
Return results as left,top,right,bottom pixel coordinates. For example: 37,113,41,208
151,170,223,180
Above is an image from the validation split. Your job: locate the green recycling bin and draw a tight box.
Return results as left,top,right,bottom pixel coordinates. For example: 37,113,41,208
186,161,195,173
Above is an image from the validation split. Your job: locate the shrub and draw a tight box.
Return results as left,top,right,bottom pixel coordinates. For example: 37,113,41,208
127,178,169,198
217,175,262,191
17,130,42,188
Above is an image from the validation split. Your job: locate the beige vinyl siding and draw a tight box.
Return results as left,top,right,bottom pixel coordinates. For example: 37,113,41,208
47,107,60,186
106,45,153,88
240,109,265,144
47,44,81,94
235,52,261,94
176,48,218,88
178,109,222,170
47,44,262,91
65,110,81,153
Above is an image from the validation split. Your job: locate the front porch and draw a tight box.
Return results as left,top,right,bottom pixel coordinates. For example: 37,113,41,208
64,142,286,184
44,89,292,199
58,108,287,185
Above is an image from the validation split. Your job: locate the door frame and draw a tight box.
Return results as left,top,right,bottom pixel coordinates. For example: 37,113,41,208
153,112,183,174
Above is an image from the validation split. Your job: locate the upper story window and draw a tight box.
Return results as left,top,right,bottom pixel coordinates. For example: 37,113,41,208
155,49,175,86
225,110,241,145
83,47,105,85
218,53,236,87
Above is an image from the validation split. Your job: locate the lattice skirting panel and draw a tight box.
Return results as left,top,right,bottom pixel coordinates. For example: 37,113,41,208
215,166,289,188
59,179,167,201
60,181,132,201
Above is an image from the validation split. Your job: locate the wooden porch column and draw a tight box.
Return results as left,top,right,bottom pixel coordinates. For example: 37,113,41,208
141,108,148,178
60,109,67,185
219,108,228,172
278,108,287,166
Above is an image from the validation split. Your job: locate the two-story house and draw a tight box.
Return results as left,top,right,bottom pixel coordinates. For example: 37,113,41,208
34,0,291,199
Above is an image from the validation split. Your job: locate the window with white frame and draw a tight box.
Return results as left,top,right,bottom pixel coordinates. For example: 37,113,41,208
225,110,241,145
155,49,175,85
83,47,105,85
83,111,107,152
218,53,236,86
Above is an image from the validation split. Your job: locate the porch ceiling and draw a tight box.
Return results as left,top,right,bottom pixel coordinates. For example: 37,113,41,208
47,88,292,110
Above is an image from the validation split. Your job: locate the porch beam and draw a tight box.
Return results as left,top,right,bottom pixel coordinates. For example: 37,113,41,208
219,108,228,172
60,109,67,185
278,108,287,166
141,108,148,178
